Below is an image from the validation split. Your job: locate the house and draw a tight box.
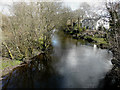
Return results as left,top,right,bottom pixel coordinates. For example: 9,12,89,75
81,17,109,30
96,17,109,30
81,18,99,30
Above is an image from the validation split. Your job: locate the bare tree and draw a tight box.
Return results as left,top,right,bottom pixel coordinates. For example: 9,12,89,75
106,1,120,60
2,1,64,60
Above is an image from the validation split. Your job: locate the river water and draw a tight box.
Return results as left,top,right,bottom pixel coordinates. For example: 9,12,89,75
1,31,113,88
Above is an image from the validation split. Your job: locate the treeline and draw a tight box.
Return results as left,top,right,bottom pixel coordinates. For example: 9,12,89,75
106,1,120,60
104,1,120,87
1,1,73,60
1,1,99,61
1,1,119,63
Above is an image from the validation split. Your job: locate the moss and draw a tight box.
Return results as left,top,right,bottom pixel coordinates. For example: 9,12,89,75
84,36,92,39
39,37,44,44
93,37,108,45
82,27,86,31
78,27,83,32
17,54,24,60
0,60,22,70
84,36,108,45
70,31,73,34
75,25,83,32
73,25,78,30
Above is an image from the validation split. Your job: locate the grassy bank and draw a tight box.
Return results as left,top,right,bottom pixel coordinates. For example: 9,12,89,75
64,26,109,48
84,36,108,45
0,58,22,76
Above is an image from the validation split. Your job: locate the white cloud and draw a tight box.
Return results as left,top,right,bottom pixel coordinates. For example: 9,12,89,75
63,0,106,10
0,0,118,14
62,0,106,2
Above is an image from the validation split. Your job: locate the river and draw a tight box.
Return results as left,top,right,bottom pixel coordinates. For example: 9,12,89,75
1,31,113,88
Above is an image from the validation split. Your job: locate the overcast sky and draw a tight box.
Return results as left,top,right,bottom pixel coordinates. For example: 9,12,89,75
0,0,118,15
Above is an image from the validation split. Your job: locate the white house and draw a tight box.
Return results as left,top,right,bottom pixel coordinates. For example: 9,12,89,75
81,17,109,30
81,18,99,30
96,18,109,30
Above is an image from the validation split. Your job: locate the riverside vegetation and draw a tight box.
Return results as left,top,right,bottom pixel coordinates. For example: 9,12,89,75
0,1,120,88
63,24,109,49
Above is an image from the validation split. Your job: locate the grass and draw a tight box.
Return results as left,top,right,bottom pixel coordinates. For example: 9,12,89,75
84,36,108,45
93,37,108,45
0,59,22,70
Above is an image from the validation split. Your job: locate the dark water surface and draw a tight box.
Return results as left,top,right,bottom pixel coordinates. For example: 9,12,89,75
2,31,113,88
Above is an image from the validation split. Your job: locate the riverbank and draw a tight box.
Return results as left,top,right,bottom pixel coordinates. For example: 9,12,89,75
0,52,49,79
103,57,120,87
0,58,22,78
63,26,109,49
63,26,120,88
1,29,118,88
2,31,113,88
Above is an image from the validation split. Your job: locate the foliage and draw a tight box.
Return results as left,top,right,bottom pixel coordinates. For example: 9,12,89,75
82,27,86,31
0,59,22,70
1,2,69,60
106,1,120,60
84,36,108,45
93,37,108,45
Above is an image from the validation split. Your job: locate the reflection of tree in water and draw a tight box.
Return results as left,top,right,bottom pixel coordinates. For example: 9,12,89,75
2,53,62,88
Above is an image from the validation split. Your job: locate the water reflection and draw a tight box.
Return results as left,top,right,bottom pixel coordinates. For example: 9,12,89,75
2,53,63,88
2,31,113,88
52,31,113,88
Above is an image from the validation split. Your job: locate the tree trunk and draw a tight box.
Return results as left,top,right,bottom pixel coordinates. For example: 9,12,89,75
78,17,80,29
71,19,73,27
2,42,14,60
